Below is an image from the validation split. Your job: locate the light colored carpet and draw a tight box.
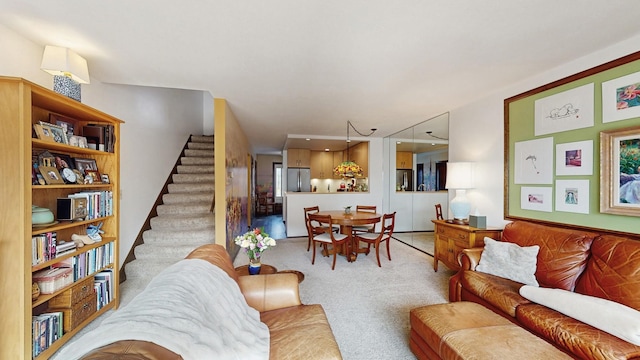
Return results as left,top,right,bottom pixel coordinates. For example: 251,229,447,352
234,237,456,360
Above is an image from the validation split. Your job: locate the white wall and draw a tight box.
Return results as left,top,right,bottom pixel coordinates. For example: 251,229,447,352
448,34,640,227
0,24,210,266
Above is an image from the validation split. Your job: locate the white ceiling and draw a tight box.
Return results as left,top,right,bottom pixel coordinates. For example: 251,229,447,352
2,1,640,154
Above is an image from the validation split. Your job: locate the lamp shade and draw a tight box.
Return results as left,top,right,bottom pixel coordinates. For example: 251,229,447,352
41,46,90,84
445,162,474,222
445,162,474,189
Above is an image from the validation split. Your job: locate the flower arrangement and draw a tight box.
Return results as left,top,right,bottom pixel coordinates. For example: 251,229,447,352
234,227,276,261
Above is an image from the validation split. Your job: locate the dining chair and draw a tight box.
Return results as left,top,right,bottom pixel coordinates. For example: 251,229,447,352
304,206,339,252
354,212,396,267
308,213,350,270
435,203,444,220
352,205,377,235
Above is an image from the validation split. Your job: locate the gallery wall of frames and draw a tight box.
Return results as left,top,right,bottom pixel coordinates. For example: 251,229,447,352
505,51,640,235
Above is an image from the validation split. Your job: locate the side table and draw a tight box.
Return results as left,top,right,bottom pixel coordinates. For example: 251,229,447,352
432,219,502,272
235,264,278,276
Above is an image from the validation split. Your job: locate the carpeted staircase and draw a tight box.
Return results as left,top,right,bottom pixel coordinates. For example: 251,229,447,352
124,135,215,292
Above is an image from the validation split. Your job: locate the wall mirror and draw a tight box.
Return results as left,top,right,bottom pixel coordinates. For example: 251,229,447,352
385,112,449,253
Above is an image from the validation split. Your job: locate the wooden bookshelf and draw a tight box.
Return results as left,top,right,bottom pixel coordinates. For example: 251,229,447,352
0,77,123,359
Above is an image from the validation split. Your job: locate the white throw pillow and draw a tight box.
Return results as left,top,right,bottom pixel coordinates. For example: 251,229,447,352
475,237,539,286
520,285,640,346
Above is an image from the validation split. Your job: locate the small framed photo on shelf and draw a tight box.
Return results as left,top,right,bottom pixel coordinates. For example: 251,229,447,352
84,170,101,184
50,113,78,137
52,153,74,170
38,166,64,185
41,121,68,145
74,158,98,175
33,123,55,142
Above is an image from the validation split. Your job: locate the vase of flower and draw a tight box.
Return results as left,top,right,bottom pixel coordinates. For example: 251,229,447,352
235,227,277,276
344,206,352,214
248,257,262,275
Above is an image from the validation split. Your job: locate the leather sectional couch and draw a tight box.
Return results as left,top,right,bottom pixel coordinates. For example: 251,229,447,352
78,244,343,359
449,220,640,359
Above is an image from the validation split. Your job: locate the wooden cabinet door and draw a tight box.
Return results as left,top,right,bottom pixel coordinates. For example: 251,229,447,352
288,148,311,167
396,151,413,169
311,151,332,178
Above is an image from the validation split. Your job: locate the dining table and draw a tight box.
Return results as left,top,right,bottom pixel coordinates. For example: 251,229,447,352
316,210,382,262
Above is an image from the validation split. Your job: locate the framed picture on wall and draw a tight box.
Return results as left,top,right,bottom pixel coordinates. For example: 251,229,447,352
602,71,640,123
520,186,552,212
514,137,554,184
555,179,589,214
534,83,594,136
600,126,640,216
555,140,593,176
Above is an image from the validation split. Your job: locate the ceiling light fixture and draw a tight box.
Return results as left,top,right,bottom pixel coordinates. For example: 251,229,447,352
40,45,90,102
426,131,448,141
333,121,376,179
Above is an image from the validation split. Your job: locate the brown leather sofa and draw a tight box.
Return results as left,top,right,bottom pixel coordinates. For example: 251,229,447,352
80,244,343,359
447,221,640,360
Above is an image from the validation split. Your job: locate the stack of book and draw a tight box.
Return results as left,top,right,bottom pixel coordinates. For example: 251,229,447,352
31,232,57,266
95,269,114,310
67,191,113,219
53,242,114,281
55,241,76,257
32,312,63,357
82,124,115,153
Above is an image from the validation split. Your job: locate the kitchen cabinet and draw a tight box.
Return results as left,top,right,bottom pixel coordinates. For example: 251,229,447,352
310,151,333,179
350,142,369,177
396,151,413,169
332,151,344,179
432,220,502,271
287,148,310,168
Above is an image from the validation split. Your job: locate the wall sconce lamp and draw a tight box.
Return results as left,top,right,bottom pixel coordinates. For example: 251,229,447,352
40,45,90,102
445,162,474,224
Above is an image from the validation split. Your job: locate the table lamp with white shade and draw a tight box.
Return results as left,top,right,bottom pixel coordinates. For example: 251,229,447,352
40,45,90,102
445,162,474,224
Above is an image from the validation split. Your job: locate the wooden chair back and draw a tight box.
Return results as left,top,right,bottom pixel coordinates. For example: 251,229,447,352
308,214,336,239
435,204,444,220
356,205,376,213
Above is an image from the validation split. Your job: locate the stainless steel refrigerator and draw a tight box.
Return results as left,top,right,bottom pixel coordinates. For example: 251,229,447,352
287,168,311,192
396,169,413,191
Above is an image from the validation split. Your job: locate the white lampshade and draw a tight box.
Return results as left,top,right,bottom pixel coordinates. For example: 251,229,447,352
445,162,474,190
446,162,474,222
41,46,90,84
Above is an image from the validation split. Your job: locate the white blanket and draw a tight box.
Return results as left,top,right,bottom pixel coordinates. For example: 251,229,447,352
52,259,270,360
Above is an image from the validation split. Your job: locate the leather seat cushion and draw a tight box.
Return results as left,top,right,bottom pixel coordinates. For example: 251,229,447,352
575,234,640,311
517,303,640,360
459,270,530,317
261,304,342,360
410,302,571,360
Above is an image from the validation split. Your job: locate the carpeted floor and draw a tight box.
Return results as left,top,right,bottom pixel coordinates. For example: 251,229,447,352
234,236,456,360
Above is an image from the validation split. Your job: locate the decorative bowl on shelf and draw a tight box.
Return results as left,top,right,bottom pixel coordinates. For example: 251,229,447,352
31,205,54,225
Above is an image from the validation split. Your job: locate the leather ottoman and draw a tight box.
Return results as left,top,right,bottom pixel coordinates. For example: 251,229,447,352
409,302,572,360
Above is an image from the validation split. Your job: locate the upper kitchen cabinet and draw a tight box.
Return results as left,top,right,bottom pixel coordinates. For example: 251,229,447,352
310,151,333,178
287,148,310,168
396,151,413,169
350,142,369,177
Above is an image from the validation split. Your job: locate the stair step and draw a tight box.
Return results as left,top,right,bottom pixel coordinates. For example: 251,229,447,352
167,182,214,193
124,259,180,280
134,243,200,260
162,192,214,204
157,202,212,215
180,157,214,165
150,214,215,230
184,149,214,158
142,228,215,245
172,173,215,184
190,135,214,143
188,142,214,150
177,165,214,174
